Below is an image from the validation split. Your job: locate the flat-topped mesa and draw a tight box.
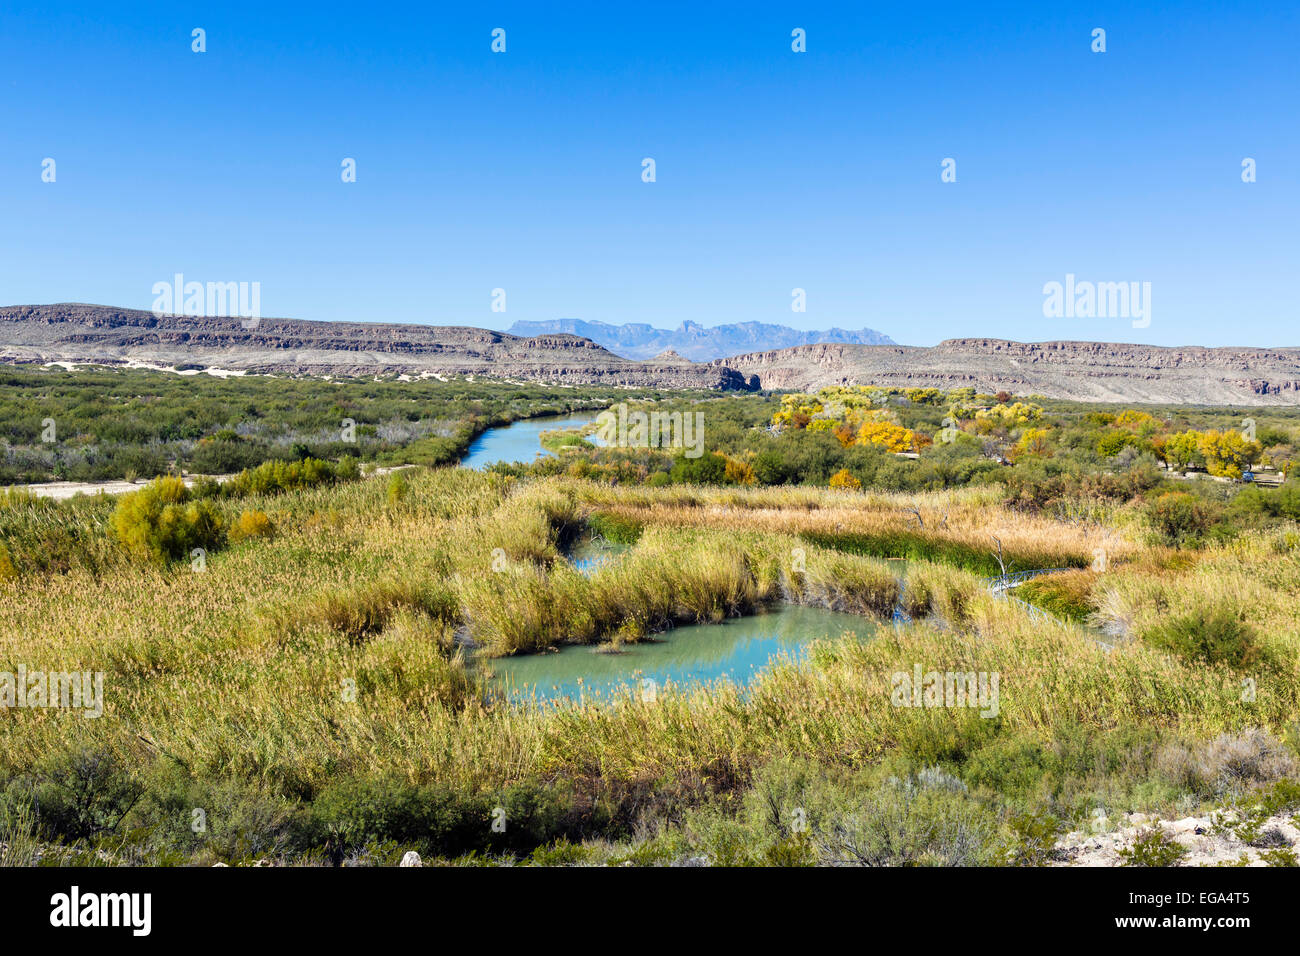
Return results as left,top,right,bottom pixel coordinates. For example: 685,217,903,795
0,304,759,391
710,339,1300,405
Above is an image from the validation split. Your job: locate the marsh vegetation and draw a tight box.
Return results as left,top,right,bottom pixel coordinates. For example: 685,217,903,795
2,372,1300,866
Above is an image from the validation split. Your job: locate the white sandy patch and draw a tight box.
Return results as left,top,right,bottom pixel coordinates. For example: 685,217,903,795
40,359,245,379
1054,810,1299,867
15,475,232,501
15,463,399,500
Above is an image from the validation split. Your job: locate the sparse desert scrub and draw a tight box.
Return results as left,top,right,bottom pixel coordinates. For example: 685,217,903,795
1154,729,1297,799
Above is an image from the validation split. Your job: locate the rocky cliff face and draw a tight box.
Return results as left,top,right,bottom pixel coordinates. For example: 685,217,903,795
0,304,756,390
7,305,1296,403
712,339,1300,405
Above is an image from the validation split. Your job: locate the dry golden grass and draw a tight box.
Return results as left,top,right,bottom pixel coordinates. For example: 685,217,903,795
573,480,1137,571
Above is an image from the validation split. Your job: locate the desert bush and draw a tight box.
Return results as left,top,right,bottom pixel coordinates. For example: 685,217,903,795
1210,778,1300,849
1005,808,1066,866
111,476,225,564
1156,730,1295,799
300,776,590,859
12,747,143,842
816,776,1000,866
1195,730,1296,795
132,763,300,863
219,456,360,499
1118,828,1188,866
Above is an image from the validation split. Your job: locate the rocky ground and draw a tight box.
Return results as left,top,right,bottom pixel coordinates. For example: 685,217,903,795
1054,810,1300,866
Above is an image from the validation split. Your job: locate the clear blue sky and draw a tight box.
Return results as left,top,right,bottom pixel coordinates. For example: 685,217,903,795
1,1,1295,346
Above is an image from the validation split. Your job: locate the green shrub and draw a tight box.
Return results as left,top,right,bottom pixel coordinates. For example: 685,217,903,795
1261,847,1299,866
669,452,728,485
1005,808,1065,865
1142,605,1261,670
1118,828,1189,866
131,763,299,863
817,777,1000,866
111,476,225,564
1145,492,1215,547
220,456,359,498
13,747,143,842
301,776,589,858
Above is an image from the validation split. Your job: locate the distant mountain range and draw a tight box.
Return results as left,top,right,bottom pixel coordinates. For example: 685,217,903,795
505,318,895,361
5,304,1300,405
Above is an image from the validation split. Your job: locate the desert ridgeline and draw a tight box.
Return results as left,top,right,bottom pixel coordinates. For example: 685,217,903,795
2,364,1300,867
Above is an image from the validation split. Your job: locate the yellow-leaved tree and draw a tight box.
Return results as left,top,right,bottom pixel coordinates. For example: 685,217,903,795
1012,427,1053,460
828,468,862,490
857,420,916,453
1197,430,1262,478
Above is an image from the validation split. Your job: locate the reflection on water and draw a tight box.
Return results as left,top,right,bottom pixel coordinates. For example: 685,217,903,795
484,605,878,705
568,533,630,576
460,412,603,470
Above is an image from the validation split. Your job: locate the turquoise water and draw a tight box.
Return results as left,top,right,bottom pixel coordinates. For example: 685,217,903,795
460,412,603,469
568,533,630,576
483,605,878,705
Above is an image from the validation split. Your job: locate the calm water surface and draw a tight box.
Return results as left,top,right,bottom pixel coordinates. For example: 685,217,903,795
460,412,603,470
484,605,879,704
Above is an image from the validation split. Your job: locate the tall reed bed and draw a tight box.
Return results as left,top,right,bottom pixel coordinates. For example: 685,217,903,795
0,468,1295,862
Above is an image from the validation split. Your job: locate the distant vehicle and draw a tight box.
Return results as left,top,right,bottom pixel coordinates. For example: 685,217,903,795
1242,471,1254,482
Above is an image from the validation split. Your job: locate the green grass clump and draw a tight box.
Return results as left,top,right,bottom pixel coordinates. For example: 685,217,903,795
587,510,644,545
799,528,1087,577
1016,570,1096,623
1142,605,1262,670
